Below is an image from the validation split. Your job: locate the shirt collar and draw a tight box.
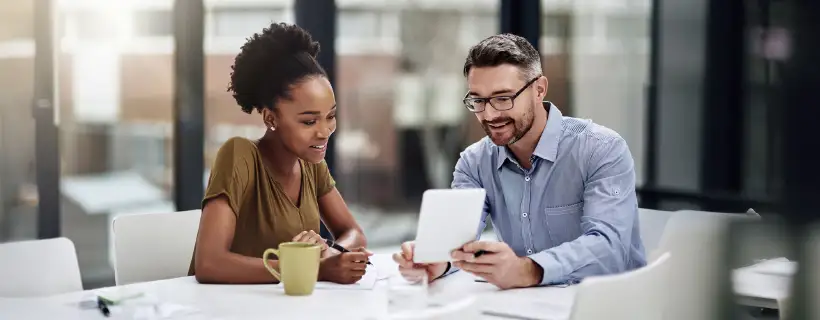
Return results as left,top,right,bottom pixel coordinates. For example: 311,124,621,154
496,101,562,170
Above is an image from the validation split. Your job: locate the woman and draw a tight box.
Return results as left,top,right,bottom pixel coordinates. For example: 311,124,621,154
190,23,369,284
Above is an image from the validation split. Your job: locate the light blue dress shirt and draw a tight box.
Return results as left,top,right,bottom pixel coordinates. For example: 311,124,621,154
448,102,646,285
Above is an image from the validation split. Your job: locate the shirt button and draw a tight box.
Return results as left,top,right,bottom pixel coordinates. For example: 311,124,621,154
522,212,528,218
525,176,531,182
527,249,533,254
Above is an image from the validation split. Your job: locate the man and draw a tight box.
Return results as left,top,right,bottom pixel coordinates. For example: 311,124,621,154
393,34,646,289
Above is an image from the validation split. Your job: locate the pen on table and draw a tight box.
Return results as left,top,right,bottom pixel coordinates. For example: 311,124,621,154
324,239,372,265
481,310,541,320
96,297,110,317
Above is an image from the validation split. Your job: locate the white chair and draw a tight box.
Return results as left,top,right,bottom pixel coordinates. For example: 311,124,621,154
0,237,83,297
570,252,671,320
653,209,761,262
638,208,675,258
654,210,758,320
112,210,201,285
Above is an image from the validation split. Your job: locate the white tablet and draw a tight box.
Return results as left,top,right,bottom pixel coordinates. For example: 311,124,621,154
412,188,487,264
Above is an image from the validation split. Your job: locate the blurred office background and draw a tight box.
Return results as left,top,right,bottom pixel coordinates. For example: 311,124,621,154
0,0,817,299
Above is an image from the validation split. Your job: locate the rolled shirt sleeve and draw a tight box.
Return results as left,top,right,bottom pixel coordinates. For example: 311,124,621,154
527,137,641,285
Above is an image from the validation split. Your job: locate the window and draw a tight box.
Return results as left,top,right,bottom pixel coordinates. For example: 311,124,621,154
604,14,648,39
460,12,499,46
212,8,285,37
338,10,380,39
542,14,571,38
73,10,118,40
133,10,172,37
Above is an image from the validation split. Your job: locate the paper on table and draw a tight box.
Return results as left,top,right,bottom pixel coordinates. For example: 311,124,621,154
314,265,378,290
82,292,211,319
132,303,203,320
747,258,798,277
371,253,400,280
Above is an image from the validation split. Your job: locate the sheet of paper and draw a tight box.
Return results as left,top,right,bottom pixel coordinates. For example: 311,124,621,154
314,265,378,290
732,258,796,302
371,253,399,280
746,258,797,276
85,292,213,320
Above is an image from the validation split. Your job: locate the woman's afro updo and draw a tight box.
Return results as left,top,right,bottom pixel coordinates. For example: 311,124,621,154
227,22,327,114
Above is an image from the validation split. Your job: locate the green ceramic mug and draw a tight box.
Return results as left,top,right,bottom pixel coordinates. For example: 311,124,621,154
263,242,321,296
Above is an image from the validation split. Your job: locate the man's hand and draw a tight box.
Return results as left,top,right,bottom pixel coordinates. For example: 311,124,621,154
451,241,543,289
319,248,369,284
392,241,449,283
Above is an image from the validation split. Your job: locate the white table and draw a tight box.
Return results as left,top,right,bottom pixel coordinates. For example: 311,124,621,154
0,254,576,320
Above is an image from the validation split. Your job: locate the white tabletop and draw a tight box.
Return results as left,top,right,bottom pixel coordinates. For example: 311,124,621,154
0,254,576,320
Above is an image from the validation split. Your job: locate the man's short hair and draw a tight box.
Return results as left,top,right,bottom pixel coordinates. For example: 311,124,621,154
463,33,542,80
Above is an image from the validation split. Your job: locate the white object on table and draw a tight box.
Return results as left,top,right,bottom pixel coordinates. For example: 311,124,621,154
311,265,378,290
413,188,487,263
388,272,429,314
733,258,795,310
478,286,576,320
389,295,479,320
746,257,797,277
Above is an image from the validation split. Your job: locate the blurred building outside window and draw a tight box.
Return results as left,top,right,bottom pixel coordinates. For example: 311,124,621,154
0,0,654,283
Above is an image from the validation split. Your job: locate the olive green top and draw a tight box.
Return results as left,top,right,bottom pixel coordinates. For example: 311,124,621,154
188,137,336,275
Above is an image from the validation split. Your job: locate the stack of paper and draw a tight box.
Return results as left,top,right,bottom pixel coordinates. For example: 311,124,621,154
314,265,379,290
733,258,796,310
747,258,798,277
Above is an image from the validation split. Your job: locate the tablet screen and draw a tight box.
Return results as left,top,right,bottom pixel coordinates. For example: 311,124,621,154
412,188,487,264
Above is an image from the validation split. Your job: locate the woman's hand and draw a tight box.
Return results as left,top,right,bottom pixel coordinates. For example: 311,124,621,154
318,247,370,284
292,230,331,258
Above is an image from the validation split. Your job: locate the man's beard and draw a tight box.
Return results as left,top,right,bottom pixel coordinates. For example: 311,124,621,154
481,105,535,146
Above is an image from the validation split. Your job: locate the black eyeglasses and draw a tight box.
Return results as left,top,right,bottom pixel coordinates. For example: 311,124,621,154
462,76,540,113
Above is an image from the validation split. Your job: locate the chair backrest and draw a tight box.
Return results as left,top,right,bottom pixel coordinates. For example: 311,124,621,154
0,237,83,297
638,208,675,258
654,210,758,320
570,252,671,320
112,210,201,285
653,210,759,262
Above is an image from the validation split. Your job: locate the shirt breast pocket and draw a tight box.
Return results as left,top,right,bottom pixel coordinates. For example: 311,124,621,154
543,202,584,245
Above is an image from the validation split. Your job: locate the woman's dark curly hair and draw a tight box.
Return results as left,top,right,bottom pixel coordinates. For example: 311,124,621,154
228,22,327,114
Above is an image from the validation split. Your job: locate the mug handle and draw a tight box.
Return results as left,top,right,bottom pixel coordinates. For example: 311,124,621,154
263,248,281,281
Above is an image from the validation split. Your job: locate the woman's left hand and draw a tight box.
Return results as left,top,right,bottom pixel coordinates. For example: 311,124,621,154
292,230,331,257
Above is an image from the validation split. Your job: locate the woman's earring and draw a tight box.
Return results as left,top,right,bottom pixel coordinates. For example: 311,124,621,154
270,126,276,132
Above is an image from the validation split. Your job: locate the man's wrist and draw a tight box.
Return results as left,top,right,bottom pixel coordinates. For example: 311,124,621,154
520,257,544,287
436,262,451,280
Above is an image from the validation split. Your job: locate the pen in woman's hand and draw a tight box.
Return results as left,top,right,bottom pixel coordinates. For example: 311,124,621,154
324,239,373,265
